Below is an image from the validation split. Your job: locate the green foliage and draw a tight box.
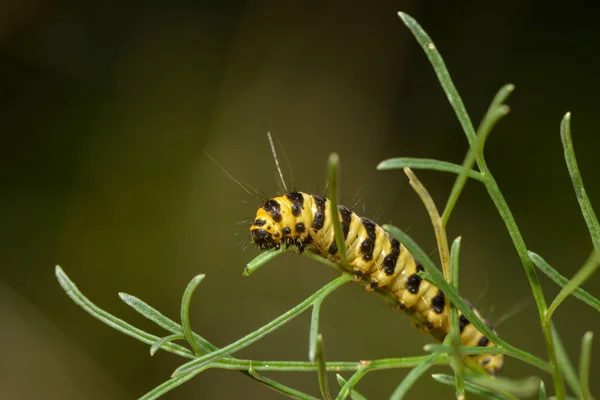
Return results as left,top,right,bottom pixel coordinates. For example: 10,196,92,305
55,11,599,400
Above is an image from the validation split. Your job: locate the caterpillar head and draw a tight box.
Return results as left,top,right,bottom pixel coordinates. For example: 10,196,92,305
475,352,503,376
250,200,284,250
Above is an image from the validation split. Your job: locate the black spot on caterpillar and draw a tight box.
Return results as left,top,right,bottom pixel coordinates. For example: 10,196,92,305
250,191,503,375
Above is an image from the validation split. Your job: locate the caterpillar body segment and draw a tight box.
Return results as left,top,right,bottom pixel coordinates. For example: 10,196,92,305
250,191,503,375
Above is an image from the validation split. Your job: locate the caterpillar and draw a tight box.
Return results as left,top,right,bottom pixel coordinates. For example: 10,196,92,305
250,191,503,375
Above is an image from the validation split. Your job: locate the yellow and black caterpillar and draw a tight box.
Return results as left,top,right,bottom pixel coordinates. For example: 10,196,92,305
250,191,503,375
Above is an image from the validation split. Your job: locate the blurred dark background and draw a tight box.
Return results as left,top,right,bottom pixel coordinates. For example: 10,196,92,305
1,0,599,398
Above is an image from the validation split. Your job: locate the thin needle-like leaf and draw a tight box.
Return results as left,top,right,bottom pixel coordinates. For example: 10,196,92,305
377,158,485,182
397,12,477,147
327,153,349,268
335,375,368,400
245,247,285,276
309,298,324,362
579,332,594,400
449,237,465,399
119,293,215,354
316,334,333,400
550,324,582,398
151,334,186,356
432,374,517,400
336,365,372,400
181,274,205,356
539,380,547,400
560,112,600,251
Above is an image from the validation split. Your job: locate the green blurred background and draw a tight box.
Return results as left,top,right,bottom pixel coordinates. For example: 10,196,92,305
1,0,599,398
